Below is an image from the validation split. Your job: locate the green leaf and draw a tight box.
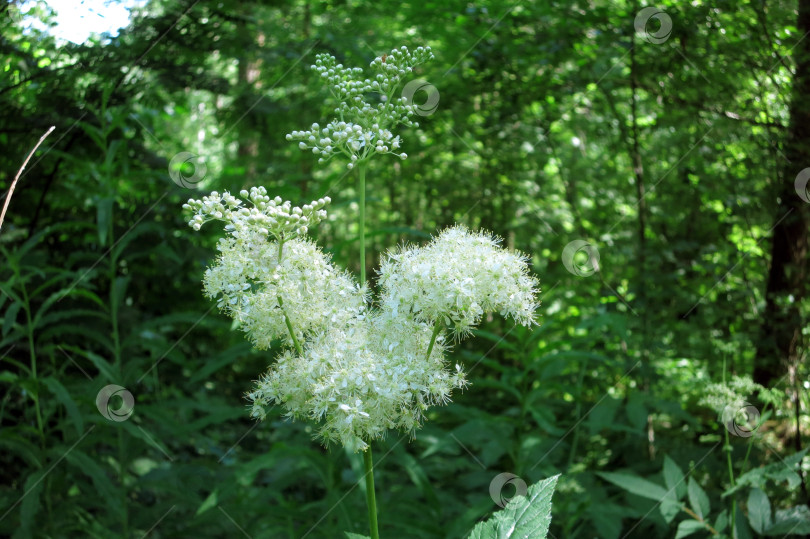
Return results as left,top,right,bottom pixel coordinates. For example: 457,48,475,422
675,519,706,539
587,502,624,539
344,534,371,539
764,505,810,535
65,450,125,521
714,509,729,534
660,491,680,524
96,197,113,247
725,448,809,497
42,377,83,437
66,348,117,382
196,489,219,516
687,477,710,520
734,502,754,539
747,488,771,533
3,301,21,336
597,471,668,501
625,392,647,430
663,455,687,500
19,467,46,535
468,474,559,539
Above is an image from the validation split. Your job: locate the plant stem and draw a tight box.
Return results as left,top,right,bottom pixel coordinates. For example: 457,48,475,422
363,448,380,539
425,320,443,361
356,161,379,537
358,162,367,286
277,296,303,356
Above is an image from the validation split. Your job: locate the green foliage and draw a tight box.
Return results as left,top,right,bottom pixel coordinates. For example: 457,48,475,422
1,0,808,537
469,475,558,539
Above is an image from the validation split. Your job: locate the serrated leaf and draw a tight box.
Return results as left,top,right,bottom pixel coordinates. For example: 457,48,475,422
675,519,705,539
597,471,668,501
747,488,771,533
663,455,686,500
687,477,710,519
468,474,559,539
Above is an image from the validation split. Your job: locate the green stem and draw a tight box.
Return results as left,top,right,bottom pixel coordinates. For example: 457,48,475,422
277,296,303,356
363,448,380,539
425,320,443,361
358,162,366,286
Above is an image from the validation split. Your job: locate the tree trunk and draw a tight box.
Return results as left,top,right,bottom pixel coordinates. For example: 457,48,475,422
754,0,810,388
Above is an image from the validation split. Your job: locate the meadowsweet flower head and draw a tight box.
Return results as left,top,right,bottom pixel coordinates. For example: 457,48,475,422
185,190,365,348
286,46,435,166
378,225,540,338
248,311,466,451
185,190,539,453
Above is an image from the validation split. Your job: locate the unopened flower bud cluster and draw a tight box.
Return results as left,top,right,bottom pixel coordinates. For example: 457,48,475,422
183,186,330,242
286,46,434,167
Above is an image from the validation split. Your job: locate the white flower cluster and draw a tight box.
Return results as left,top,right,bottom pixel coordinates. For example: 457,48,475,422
187,190,541,451
286,46,434,167
203,236,364,350
378,226,540,338
249,313,466,452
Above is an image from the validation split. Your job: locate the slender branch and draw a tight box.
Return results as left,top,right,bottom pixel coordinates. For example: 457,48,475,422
0,126,55,232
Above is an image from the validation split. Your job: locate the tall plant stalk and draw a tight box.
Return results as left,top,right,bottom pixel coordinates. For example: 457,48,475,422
357,160,379,539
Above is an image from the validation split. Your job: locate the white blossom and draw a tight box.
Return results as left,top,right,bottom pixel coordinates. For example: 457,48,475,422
378,225,540,338
248,310,467,451
186,191,540,452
